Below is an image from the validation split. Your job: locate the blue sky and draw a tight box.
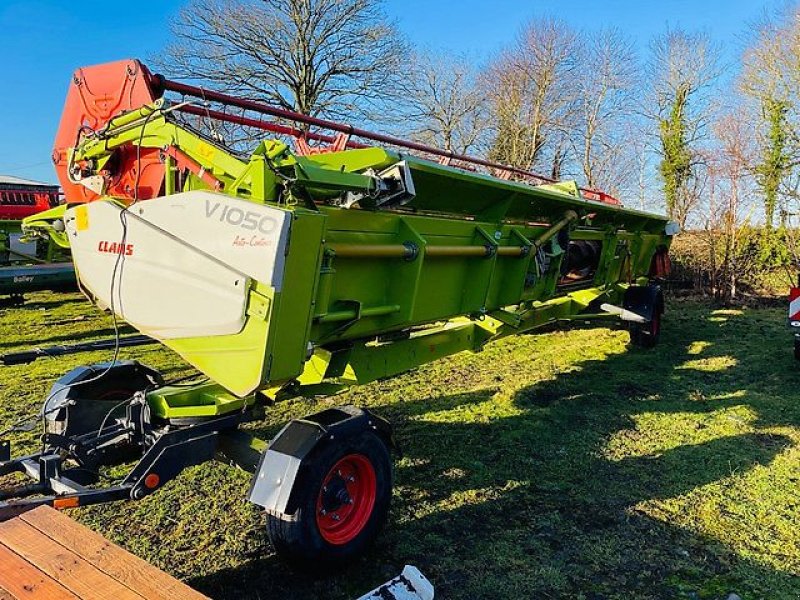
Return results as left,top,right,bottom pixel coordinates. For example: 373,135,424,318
0,0,775,184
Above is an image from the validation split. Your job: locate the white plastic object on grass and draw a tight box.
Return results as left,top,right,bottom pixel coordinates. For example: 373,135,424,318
356,565,434,600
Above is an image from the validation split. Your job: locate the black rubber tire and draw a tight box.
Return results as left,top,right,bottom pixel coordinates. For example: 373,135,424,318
794,339,800,361
266,430,392,569
630,309,662,348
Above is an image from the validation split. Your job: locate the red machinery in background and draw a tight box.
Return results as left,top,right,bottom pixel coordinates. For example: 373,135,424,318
0,176,73,303
0,176,60,220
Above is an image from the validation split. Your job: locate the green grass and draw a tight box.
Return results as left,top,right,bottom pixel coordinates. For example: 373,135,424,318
2,292,800,599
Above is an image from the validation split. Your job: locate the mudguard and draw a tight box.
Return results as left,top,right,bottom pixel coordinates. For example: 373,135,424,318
248,405,395,515
623,284,664,323
43,361,163,437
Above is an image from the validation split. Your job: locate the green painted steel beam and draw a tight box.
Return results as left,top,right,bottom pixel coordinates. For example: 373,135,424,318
147,381,255,420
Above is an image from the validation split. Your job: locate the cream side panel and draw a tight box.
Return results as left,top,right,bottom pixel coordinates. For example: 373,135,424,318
131,191,291,289
64,193,289,339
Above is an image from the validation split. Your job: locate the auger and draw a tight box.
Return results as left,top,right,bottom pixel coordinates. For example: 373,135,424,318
0,59,676,566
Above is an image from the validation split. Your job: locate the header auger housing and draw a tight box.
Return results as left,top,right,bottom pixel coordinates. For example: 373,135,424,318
3,59,677,567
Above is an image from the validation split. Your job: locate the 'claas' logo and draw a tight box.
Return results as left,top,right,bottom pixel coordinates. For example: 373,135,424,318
97,240,134,256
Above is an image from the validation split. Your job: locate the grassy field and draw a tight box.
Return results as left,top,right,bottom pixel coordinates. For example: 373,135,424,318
1,292,800,599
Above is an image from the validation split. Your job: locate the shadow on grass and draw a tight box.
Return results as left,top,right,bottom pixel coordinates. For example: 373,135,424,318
187,305,800,599
0,326,131,350
11,294,86,310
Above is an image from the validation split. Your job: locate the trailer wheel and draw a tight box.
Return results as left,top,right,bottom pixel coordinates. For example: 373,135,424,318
794,338,800,361
630,308,661,348
266,430,392,567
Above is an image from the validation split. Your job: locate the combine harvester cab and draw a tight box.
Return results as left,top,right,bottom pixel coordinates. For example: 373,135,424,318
2,59,677,568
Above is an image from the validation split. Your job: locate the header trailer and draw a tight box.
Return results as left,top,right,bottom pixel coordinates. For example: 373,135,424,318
4,59,676,568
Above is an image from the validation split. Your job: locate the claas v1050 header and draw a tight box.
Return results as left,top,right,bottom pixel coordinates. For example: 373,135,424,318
0,59,676,565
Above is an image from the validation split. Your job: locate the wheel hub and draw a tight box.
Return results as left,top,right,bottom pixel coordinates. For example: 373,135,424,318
320,474,352,513
315,453,377,545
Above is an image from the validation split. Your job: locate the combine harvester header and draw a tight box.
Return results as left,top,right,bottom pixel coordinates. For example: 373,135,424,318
3,59,676,571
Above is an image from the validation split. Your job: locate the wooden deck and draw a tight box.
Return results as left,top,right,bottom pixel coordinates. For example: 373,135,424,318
0,506,208,599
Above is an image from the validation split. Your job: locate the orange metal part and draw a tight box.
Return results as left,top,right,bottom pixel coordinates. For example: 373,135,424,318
52,59,164,204
53,496,80,509
162,146,223,191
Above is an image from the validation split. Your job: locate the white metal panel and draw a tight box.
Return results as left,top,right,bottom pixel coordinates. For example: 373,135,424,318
130,191,291,289
64,192,291,340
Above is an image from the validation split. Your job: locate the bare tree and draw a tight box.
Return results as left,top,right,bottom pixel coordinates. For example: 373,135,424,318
161,0,408,120
574,28,639,196
740,5,798,111
706,105,757,301
646,28,720,227
400,53,490,155
484,18,581,172
741,5,799,229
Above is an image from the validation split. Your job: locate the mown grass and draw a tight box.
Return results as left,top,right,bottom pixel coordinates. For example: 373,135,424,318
1,292,800,599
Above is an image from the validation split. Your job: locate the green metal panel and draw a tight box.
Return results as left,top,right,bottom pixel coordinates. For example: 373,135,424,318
156,285,275,398
402,156,667,234
147,381,254,420
263,209,328,383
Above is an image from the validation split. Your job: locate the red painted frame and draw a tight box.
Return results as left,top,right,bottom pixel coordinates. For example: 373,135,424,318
0,187,59,220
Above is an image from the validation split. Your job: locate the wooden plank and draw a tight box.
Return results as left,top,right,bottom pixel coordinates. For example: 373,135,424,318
19,507,208,600
0,543,79,600
0,519,145,600
0,585,14,600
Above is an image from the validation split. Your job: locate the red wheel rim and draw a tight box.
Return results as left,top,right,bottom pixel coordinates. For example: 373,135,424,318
315,453,377,545
650,311,661,337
